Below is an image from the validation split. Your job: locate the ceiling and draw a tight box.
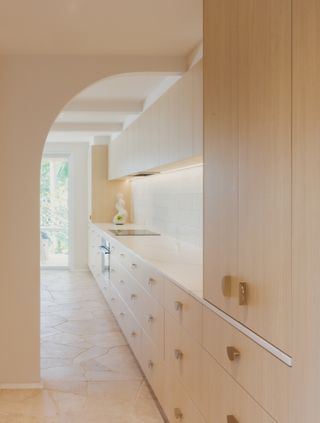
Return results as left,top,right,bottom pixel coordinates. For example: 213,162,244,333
46,73,181,143
0,0,202,55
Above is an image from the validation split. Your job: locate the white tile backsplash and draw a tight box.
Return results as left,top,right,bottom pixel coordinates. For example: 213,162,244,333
131,165,203,246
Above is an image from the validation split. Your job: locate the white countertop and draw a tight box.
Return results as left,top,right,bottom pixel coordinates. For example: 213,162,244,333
94,223,203,297
91,223,293,366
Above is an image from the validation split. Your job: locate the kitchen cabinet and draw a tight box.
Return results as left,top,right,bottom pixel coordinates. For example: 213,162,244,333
89,223,292,422
108,61,203,180
203,0,292,353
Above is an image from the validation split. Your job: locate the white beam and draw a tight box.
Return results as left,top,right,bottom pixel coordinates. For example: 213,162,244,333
51,122,123,133
64,99,144,114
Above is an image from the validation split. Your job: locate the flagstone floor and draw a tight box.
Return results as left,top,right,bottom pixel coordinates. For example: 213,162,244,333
0,271,164,422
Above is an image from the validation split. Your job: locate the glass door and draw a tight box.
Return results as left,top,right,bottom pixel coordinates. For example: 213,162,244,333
40,155,70,268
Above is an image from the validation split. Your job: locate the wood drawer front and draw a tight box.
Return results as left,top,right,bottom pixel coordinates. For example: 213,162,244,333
119,248,165,305
165,280,202,342
163,367,206,423
123,309,143,364
165,312,202,410
134,261,165,305
113,266,164,351
107,283,143,363
202,307,289,422
200,349,276,423
141,332,165,404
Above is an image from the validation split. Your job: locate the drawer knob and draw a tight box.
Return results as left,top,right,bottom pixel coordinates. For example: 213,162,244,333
148,277,155,286
131,294,137,301
226,346,240,361
148,315,154,323
148,360,154,369
239,282,248,305
131,331,137,337
120,280,125,284
131,263,137,269
119,312,125,317
174,408,183,419
120,253,125,257
111,268,115,273
174,349,183,360
222,275,232,297
227,416,239,423
111,297,115,302
174,301,183,311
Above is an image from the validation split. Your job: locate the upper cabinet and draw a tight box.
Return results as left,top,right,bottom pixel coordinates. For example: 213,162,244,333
108,61,203,180
203,0,292,354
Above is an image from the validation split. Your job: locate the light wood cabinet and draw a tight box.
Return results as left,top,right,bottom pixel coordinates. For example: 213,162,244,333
200,349,276,423
203,0,292,353
202,306,289,422
108,61,203,180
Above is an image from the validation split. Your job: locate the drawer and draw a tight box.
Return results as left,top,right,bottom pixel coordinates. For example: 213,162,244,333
115,266,165,351
200,349,276,423
141,332,165,404
163,366,206,423
123,309,143,364
202,307,289,422
132,260,165,305
165,279,202,342
165,312,202,410
107,284,143,364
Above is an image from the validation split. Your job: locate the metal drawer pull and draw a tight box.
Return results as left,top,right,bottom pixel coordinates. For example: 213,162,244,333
226,346,240,361
148,315,154,323
131,331,137,337
111,297,115,302
119,312,125,317
148,360,154,369
174,408,183,419
120,253,125,257
222,275,232,297
227,416,239,423
131,294,137,301
120,280,125,284
239,282,248,305
174,349,183,360
174,301,183,311
131,263,137,269
148,277,155,286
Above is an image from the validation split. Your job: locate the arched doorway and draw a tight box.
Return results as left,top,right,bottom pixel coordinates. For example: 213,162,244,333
0,55,185,386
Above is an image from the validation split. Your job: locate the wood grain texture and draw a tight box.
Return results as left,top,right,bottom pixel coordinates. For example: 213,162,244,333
90,145,131,223
202,306,289,422
200,349,276,423
203,0,292,353
291,0,320,420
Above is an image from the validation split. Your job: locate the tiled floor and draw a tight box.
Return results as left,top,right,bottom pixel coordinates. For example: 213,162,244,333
0,271,164,422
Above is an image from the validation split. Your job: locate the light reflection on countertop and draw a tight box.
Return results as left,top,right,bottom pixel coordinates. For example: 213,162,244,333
94,223,203,298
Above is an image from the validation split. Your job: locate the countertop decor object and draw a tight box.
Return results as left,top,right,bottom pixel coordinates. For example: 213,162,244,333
113,192,128,225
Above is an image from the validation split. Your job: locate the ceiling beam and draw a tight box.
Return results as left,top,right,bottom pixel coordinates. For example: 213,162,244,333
63,99,144,114
51,122,123,133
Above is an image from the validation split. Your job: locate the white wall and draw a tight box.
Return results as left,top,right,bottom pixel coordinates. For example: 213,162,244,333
131,165,203,246
44,142,89,271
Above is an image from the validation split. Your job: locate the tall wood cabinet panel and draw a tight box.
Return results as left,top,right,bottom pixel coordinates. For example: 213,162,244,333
204,0,292,353
291,0,320,420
